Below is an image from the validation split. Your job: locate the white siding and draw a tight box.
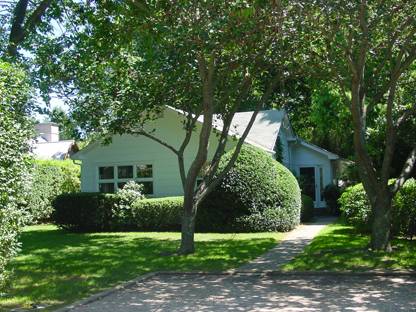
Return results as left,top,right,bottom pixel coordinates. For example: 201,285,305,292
290,143,334,208
78,109,236,197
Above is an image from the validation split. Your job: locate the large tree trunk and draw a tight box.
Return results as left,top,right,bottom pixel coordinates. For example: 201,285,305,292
179,192,197,254
370,192,393,251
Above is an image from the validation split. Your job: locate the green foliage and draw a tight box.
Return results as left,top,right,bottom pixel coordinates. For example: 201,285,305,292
200,145,301,232
27,160,80,222
323,184,341,215
53,193,182,232
117,197,183,231
339,179,416,237
339,184,374,233
0,61,33,289
52,193,118,232
393,179,416,239
300,195,314,222
47,107,81,140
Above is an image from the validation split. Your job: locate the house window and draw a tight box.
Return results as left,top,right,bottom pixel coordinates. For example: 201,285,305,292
99,166,114,179
99,182,115,193
118,165,133,179
98,164,154,195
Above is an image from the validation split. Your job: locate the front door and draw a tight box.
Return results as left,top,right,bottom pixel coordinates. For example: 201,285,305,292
299,167,316,202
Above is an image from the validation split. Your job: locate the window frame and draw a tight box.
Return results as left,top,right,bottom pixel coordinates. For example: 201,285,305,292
97,162,154,195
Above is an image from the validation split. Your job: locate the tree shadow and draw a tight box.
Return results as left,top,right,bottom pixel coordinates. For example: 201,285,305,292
3,227,277,311
67,273,416,311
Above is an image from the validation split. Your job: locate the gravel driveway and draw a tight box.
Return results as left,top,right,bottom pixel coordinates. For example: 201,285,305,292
64,273,416,312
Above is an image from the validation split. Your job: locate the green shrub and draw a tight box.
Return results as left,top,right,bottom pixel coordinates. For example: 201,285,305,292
339,178,416,237
52,193,182,232
338,183,373,233
27,160,80,222
52,193,118,232
118,197,183,231
393,179,416,239
323,183,341,215
199,145,301,232
301,195,314,222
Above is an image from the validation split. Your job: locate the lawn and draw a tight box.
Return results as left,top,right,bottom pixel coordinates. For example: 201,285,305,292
1,225,283,311
283,220,416,272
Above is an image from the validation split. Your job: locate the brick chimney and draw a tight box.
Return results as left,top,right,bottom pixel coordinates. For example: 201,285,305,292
35,122,60,142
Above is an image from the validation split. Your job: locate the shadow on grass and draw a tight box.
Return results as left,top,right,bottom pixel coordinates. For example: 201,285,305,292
283,222,416,272
1,227,278,311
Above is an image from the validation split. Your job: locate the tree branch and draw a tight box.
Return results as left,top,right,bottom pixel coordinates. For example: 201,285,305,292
132,129,179,155
7,0,52,57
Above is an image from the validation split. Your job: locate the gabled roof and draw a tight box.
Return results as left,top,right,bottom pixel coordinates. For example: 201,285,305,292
72,106,339,160
210,110,286,153
292,138,339,160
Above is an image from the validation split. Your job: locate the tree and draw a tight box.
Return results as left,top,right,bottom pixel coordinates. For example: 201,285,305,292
43,1,300,254
0,60,33,289
48,106,81,140
303,0,416,250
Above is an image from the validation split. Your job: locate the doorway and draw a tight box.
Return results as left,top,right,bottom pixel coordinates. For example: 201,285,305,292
298,166,324,208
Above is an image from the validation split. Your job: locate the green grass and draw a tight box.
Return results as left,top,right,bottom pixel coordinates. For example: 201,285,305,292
283,220,416,272
1,225,283,311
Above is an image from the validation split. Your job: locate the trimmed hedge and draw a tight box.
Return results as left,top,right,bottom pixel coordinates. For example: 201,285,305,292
114,196,183,231
199,145,301,232
52,193,182,232
339,178,416,238
301,195,314,222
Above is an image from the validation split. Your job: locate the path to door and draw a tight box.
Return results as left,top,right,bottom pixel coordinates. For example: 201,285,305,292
237,216,336,271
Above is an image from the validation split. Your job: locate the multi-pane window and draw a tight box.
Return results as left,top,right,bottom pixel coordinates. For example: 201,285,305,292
98,164,153,195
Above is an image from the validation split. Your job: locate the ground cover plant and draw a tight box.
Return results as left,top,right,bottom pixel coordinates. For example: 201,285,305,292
0,225,283,311
282,220,416,272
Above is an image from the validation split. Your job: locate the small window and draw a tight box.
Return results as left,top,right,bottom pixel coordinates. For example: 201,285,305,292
99,166,114,179
138,181,153,195
118,165,133,179
99,182,115,193
137,164,152,178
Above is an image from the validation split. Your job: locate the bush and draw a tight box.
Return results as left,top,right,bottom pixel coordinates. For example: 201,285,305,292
323,184,341,215
117,197,183,231
393,179,416,239
301,195,314,222
52,193,118,232
199,145,301,232
338,183,371,233
52,192,182,232
27,160,80,222
339,178,416,237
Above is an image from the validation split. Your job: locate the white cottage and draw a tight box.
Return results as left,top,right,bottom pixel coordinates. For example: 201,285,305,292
72,107,339,209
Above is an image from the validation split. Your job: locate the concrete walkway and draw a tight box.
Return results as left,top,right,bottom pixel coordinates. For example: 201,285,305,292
238,217,336,271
